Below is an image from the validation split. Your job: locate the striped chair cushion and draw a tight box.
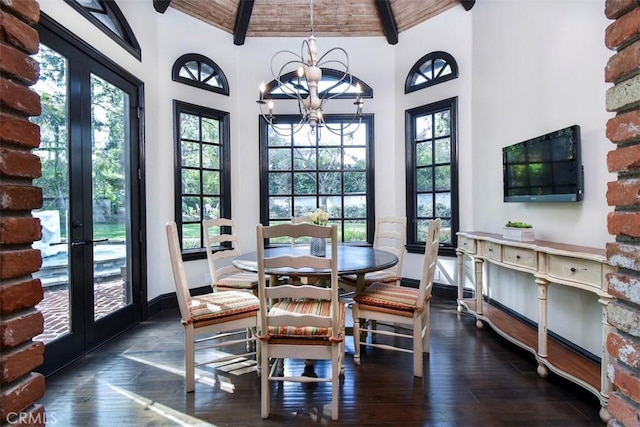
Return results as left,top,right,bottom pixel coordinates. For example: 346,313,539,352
267,300,345,340
189,291,259,323
216,271,258,290
341,270,398,285
354,282,419,312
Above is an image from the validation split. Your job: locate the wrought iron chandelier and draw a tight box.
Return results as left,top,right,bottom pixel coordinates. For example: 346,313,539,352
257,0,364,137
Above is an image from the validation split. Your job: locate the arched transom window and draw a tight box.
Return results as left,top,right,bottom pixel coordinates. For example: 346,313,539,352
172,54,229,95
405,51,458,94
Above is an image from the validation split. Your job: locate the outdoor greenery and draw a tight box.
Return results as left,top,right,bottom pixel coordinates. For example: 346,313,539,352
32,45,69,229
265,122,369,243
413,108,453,245
32,44,128,241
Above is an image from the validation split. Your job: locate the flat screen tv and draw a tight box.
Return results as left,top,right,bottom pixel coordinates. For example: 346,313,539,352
503,125,583,202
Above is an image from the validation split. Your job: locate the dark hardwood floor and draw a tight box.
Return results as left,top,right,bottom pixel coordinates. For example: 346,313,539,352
40,298,604,426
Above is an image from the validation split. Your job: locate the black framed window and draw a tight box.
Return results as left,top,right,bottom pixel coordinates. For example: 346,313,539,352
259,115,375,245
174,101,231,259
405,98,458,256
64,0,141,60
171,53,229,95
405,51,458,94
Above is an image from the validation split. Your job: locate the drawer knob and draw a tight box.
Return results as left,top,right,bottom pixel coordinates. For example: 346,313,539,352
489,248,493,252
516,255,521,259
570,267,576,272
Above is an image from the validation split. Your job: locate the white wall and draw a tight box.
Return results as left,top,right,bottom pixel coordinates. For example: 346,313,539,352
38,0,614,339
394,7,473,280
471,0,613,247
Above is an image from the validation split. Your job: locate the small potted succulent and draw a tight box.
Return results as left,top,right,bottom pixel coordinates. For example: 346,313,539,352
503,221,535,241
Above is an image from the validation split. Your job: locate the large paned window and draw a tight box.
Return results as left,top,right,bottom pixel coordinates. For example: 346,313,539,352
260,115,375,244
174,101,231,259
405,98,458,255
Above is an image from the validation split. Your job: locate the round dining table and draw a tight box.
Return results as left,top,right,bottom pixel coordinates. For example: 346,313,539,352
232,244,398,294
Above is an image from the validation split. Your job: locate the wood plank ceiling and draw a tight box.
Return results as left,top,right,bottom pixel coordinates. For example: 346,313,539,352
156,0,475,45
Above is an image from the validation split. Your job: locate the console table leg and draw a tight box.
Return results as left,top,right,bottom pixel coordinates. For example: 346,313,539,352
536,278,549,359
599,296,614,424
599,405,611,423
474,258,484,316
536,364,548,378
536,278,549,379
456,249,464,313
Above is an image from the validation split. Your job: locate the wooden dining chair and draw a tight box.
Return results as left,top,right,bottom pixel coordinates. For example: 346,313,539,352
166,221,260,392
256,223,345,421
352,218,441,378
203,218,258,294
339,216,406,291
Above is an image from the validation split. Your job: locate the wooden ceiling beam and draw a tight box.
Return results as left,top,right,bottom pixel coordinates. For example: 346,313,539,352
375,0,398,45
233,0,255,46
153,0,172,14
460,0,475,11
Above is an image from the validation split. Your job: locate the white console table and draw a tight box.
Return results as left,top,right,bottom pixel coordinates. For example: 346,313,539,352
455,231,615,422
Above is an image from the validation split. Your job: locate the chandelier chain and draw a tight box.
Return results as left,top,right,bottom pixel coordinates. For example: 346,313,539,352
310,0,314,35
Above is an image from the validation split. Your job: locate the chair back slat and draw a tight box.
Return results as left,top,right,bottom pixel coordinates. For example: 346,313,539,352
165,221,192,324
212,248,240,262
417,218,441,307
265,284,331,301
263,222,333,240
263,254,331,270
209,233,238,246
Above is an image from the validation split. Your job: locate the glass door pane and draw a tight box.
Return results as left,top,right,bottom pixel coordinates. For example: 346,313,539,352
31,44,71,344
90,73,131,320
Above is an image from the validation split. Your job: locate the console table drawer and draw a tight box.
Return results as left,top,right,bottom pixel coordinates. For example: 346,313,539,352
483,241,502,261
458,236,476,254
503,246,536,270
547,256,602,287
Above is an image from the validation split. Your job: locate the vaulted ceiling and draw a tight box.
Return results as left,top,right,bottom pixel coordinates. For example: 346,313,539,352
153,0,475,45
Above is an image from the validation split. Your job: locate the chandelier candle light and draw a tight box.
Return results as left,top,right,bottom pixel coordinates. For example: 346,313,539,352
257,0,364,137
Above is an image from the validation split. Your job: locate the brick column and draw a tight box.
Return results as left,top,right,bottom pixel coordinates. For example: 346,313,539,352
0,0,46,425
604,1,640,425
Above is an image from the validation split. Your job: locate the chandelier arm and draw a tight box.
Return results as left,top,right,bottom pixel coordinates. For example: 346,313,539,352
260,109,306,137
270,54,307,99
300,38,312,64
316,47,349,69
319,115,363,137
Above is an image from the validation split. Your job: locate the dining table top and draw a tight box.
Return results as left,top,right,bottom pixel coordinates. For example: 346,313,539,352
232,244,398,277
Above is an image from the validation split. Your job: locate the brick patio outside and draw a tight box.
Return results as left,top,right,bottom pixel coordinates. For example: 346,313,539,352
35,279,127,343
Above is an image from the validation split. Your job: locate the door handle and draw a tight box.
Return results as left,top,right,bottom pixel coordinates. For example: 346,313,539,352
71,238,109,247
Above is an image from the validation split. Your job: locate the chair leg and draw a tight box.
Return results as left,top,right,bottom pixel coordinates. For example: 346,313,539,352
413,316,423,378
185,325,196,392
352,305,361,365
246,327,253,352
260,342,270,419
331,344,340,421
423,305,430,354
